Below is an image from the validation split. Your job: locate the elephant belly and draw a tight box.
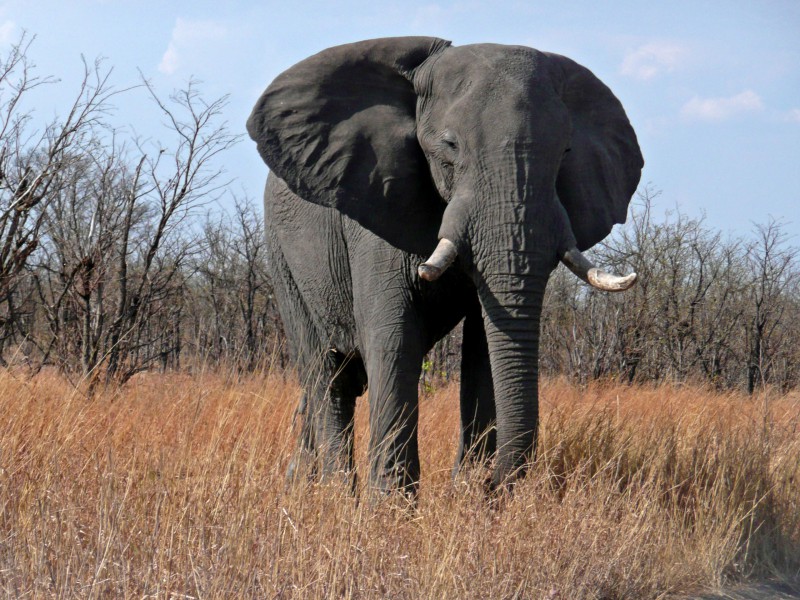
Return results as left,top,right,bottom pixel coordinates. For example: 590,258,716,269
264,174,473,370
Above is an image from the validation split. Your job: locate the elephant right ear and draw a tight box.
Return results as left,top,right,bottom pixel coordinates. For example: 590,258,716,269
247,37,450,228
545,52,644,251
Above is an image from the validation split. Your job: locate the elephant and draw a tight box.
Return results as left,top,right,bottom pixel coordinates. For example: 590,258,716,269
247,36,642,495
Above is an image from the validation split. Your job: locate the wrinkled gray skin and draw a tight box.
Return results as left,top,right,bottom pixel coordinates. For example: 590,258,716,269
247,37,643,494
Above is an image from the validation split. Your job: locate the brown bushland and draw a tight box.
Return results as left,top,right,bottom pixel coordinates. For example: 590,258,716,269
1,369,798,599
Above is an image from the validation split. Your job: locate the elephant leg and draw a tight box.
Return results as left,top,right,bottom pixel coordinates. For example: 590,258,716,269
363,320,424,497
286,350,363,486
286,389,318,483
312,351,363,488
454,303,496,476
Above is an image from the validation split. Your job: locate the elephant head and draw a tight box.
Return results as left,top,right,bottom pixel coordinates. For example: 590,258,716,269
248,37,642,488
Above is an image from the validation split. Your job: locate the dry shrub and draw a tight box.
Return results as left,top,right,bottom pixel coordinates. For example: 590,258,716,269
0,369,798,598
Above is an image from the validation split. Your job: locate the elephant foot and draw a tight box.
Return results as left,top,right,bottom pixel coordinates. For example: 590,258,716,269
285,453,359,496
366,466,420,507
318,467,358,494
285,451,317,486
365,481,419,514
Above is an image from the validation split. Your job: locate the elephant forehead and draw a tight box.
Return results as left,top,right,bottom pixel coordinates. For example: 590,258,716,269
431,44,547,92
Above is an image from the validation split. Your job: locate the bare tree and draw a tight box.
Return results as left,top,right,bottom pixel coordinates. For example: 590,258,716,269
101,78,237,384
189,197,284,371
0,34,117,363
6,70,237,385
744,220,799,393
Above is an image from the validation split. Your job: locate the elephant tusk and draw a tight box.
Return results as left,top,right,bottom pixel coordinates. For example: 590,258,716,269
560,247,637,292
418,238,457,281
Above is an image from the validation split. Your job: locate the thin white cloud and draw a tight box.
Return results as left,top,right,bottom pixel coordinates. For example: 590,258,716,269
620,41,686,81
681,90,764,121
159,45,179,76
786,108,800,124
158,18,227,75
0,20,16,45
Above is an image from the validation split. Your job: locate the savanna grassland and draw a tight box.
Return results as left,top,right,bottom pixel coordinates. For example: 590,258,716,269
1,369,799,599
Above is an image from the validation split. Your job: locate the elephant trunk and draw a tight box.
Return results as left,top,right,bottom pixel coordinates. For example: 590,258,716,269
478,274,546,488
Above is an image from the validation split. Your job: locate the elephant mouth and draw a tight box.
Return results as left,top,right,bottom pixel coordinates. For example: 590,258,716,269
418,237,637,292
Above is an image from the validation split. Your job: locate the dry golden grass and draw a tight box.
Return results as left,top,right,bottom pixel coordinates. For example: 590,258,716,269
1,368,799,599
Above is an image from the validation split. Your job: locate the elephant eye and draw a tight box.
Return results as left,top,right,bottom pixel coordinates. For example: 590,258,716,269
441,132,458,151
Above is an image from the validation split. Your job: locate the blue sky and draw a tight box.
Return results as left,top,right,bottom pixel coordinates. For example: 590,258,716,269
1,0,798,239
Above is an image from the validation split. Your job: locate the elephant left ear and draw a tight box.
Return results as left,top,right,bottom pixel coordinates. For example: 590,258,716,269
545,53,644,251
247,37,451,255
